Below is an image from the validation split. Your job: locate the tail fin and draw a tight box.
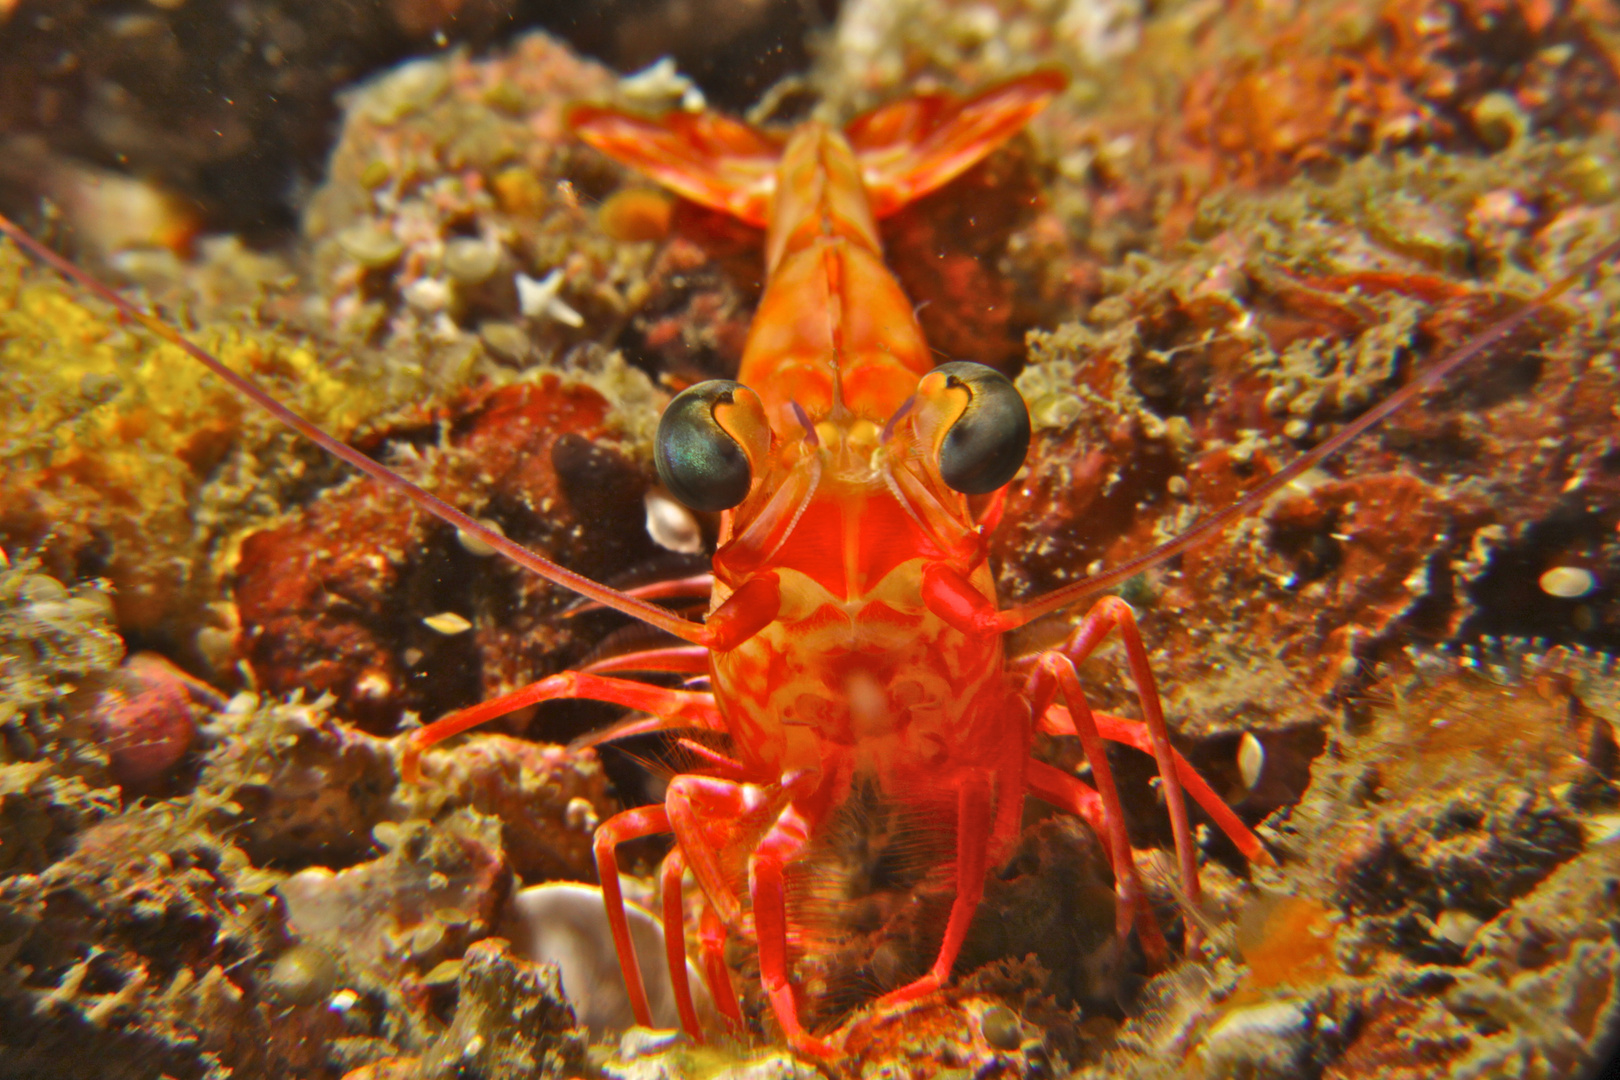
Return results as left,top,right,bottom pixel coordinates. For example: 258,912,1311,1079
568,70,1066,228
567,105,782,227
846,69,1068,218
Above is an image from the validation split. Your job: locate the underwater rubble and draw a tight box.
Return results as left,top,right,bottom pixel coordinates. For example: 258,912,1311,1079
1065,644,1620,1080
0,0,833,237
0,0,1619,1076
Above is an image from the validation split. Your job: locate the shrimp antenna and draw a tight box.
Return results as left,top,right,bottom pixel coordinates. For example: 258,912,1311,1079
999,235,1620,631
0,213,710,646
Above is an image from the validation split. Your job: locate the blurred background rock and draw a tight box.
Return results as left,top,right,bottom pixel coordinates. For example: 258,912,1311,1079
0,0,840,238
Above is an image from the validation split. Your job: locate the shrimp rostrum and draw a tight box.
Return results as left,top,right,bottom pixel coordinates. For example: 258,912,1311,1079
5,69,1613,1060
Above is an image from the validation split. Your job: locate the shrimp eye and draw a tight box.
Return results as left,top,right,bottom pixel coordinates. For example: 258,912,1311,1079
655,380,770,512
915,362,1031,495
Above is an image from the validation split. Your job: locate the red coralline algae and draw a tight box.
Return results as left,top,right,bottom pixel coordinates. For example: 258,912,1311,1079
1176,0,1620,196
232,374,659,732
91,652,223,790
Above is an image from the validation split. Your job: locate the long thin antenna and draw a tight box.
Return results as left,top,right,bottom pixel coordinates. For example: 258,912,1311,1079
997,235,1620,631
0,213,711,646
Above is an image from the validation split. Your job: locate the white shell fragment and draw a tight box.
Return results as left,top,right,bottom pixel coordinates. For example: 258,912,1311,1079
503,883,713,1035
1539,566,1596,599
1434,909,1483,948
516,269,584,327
645,489,704,554
565,796,601,832
619,56,706,112
402,276,449,314
1238,731,1265,791
422,611,473,635
1194,999,1312,1077
456,517,505,557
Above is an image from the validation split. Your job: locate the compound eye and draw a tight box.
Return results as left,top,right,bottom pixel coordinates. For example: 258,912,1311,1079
655,380,770,512
916,361,1031,495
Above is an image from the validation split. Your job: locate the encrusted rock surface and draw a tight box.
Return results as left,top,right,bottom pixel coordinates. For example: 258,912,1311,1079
0,2,1618,1077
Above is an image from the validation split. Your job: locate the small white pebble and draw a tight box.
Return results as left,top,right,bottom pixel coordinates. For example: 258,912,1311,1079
423,611,473,635
1539,566,1595,599
566,796,600,832
645,489,704,554
456,518,505,557
402,276,449,313
328,988,360,1013
620,56,703,112
353,671,393,700
1238,731,1265,791
1434,909,1483,947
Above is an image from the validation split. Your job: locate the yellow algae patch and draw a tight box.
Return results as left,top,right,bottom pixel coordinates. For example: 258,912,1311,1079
0,240,380,636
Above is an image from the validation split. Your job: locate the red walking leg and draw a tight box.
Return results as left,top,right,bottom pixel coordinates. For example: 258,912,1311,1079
658,848,704,1040
597,772,775,1038
1025,756,1170,963
748,803,835,1057
700,903,744,1032
665,773,779,926
402,670,720,781
1026,653,1169,965
1060,597,1203,947
1039,704,1272,865
1024,759,1107,842
875,773,998,1005
594,804,672,1029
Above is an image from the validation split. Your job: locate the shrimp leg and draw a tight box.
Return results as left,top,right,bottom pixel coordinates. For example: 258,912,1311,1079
401,671,722,781
593,804,673,1030
1025,654,1171,964
877,709,1030,1007
1039,705,1270,864
1055,597,1203,944
700,903,744,1031
666,775,829,1047
873,772,998,1005
658,847,706,1039
749,802,838,1057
